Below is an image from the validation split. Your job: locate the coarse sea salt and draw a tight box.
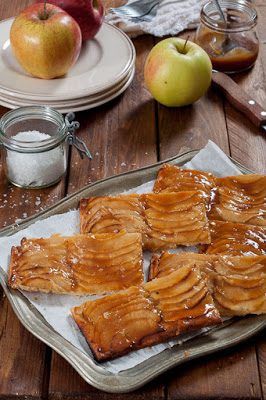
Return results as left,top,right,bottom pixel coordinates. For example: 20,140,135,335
6,130,66,188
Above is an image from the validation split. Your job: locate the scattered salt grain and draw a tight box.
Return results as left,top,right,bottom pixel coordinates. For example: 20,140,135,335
6,130,66,187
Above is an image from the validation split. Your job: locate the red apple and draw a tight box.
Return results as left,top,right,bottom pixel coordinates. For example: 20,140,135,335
10,2,82,79
36,0,105,41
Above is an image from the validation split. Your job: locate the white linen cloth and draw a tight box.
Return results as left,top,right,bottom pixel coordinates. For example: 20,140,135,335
105,0,206,38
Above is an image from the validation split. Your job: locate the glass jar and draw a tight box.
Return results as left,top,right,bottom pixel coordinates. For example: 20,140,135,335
0,106,91,189
195,0,259,74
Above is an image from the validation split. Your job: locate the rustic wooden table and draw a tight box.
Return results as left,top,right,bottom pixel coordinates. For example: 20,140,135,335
0,0,265,399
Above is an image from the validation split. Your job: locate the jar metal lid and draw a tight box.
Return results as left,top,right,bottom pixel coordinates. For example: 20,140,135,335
0,106,91,159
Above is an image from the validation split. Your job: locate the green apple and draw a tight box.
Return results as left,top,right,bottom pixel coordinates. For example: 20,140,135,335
10,2,82,80
144,38,212,107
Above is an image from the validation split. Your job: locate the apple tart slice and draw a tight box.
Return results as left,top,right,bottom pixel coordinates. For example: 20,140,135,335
80,194,146,236
141,191,210,250
208,174,266,226
148,251,266,316
199,220,266,256
211,255,266,316
80,191,211,251
152,163,216,208
8,231,144,295
148,251,215,281
71,261,221,361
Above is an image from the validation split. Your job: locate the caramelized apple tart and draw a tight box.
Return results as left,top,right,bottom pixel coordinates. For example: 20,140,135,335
7,163,266,362
199,220,266,255
149,251,214,281
80,191,211,251
153,165,266,227
71,262,222,361
80,194,146,236
149,251,266,316
208,174,266,226
8,231,144,295
152,163,217,207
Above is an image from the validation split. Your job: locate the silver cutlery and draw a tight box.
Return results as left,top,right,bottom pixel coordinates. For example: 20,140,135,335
212,0,238,54
109,0,160,21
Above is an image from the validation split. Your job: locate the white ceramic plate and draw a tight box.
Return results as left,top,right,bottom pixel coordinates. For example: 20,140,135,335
0,18,135,101
0,66,134,107
0,66,135,113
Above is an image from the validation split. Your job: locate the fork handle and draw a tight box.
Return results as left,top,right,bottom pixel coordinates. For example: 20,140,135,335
212,71,266,129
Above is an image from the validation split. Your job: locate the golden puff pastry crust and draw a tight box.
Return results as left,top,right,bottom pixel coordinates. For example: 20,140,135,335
8,231,144,296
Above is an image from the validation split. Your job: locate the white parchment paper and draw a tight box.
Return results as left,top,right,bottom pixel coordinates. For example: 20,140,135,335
0,140,242,373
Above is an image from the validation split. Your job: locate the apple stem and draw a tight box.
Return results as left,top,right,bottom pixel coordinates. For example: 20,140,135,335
43,0,47,20
181,36,190,54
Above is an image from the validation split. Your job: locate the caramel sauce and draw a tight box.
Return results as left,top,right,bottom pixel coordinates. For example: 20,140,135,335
199,220,266,256
195,27,259,73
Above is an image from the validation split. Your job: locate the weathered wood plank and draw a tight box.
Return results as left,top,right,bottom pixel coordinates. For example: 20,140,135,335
49,350,165,400
0,0,32,20
257,331,266,400
0,290,50,399
167,344,262,400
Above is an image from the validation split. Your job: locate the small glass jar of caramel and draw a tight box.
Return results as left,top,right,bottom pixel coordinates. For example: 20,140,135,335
195,0,259,74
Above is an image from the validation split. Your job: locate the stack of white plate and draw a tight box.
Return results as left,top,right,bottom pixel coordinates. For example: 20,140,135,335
0,19,136,113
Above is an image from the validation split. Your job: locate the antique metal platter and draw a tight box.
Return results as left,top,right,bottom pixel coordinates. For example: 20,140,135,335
0,149,265,393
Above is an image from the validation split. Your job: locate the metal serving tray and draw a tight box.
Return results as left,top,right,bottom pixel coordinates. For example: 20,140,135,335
0,149,265,393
